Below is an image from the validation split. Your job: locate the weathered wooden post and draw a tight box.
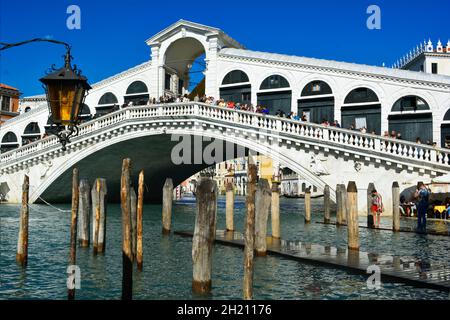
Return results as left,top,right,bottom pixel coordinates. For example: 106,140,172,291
137,171,144,271
243,157,257,300
130,187,137,262
335,184,343,225
16,175,29,267
255,179,272,256
304,187,311,223
77,179,90,248
392,181,400,232
121,159,133,300
162,178,173,235
367,183,375,228
68,168,79,300
347,181,359,250
92,178,107,254
324,185,331,223
225,182,234,232
340,184,348,224
192,178,218,294
271,181,281,239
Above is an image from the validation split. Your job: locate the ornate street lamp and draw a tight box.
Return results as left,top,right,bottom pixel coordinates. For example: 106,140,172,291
0,38,91,150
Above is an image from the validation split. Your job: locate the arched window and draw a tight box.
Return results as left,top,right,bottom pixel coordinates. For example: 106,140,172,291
298,81,334,124
301,81,332,96
389,96,432,143
260,75,290,90
341,87,381,134
125,81,149,106
22,122,41,145
1,132,19,153
98,92,118,105
344,88,379,104
258,75,292,115
444,108,450,121
79,104,92,122
222,70,249,85
441,108,450,148
126,81,148,95
220,70,251,104
391,96,429,112
23,122,40,136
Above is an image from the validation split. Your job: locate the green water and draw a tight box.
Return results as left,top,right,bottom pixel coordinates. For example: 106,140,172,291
0,196,448,300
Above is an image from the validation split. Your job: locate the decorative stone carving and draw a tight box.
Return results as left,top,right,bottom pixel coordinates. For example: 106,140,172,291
310,154,329,176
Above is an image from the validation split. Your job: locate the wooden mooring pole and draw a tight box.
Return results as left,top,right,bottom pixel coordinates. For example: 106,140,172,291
243,157,257,300
392,181,400,232
137,171,144,271
77,179,90,248
324,185,331,223
367,183,375,229
347,181,359,250
121,159,133,300
271,181,280,239
225,182,234,232
255,179,271,256
16,175,29,267
192,178,218,294
162,178,173,235
68,168,79,300
92,179,107,254
130,187,137,262
304,187,311,223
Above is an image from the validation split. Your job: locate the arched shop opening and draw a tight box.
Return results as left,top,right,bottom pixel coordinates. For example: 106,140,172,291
220,70,251,104
341,88,381,134
257,75,291,115
389,96,433,143
164,37,206,99
1,132,19,153
22,122,41,145
79,104,92,122
124,81,149,106
441,108,450,148
298,80,334,123
96,92,119,117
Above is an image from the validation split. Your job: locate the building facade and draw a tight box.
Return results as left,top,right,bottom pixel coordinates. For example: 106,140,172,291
0,84,20,125
2,20,450,151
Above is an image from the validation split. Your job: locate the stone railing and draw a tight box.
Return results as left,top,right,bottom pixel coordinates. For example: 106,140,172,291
1,102,450,170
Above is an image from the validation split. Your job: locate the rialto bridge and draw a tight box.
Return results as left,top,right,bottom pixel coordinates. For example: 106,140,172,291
1,20,450,215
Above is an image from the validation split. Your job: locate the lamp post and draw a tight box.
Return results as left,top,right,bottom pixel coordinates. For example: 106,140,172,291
0,38,91,150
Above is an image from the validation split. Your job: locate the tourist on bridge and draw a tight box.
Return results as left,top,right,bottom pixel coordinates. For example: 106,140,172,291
370,189,384,228
415,182,431,233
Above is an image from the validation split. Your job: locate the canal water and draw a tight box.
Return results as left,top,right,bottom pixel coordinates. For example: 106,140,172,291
0,197,449,300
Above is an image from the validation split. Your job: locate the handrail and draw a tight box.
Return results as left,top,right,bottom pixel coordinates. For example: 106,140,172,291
1,102,449,169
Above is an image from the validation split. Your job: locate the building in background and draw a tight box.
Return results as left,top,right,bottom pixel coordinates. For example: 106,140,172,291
0,84,20,124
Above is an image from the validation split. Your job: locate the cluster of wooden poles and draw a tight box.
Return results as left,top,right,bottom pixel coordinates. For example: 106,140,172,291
14,158,402,300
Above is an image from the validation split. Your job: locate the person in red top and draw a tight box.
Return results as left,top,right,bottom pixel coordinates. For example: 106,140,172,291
227,101,235,109
370,189,384,228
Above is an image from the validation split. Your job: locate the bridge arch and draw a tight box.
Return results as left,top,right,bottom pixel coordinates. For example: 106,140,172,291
389,95,433,143
341,86,382,134
219,70,251,105
32,125,332,204
163,37,206,97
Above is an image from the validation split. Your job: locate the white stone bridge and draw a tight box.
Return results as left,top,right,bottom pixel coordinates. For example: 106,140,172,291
1,103,449,215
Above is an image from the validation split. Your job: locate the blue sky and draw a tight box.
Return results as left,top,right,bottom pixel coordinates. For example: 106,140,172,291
0,0,449,96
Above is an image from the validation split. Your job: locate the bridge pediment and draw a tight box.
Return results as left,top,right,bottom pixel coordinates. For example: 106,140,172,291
145,19,244,50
